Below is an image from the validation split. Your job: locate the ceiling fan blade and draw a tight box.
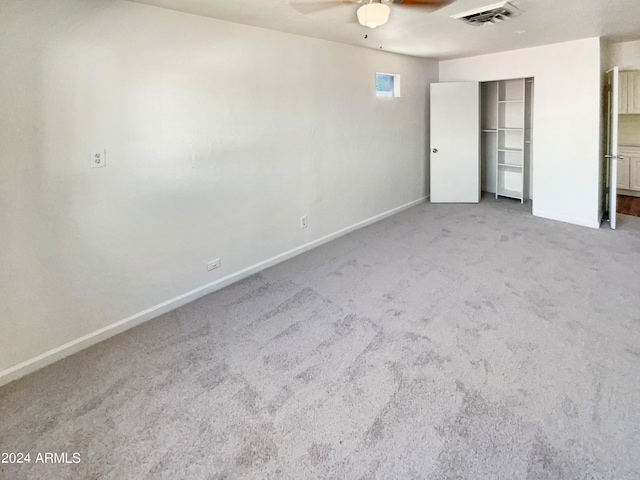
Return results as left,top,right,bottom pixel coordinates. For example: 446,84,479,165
290,1,356,15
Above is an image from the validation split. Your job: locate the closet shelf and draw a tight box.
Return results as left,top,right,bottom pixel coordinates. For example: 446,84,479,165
498,147,523,153
498,163,523,169
497,188,523,199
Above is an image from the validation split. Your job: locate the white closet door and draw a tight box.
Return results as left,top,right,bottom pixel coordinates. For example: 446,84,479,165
606,67,620,229
430,82,480,203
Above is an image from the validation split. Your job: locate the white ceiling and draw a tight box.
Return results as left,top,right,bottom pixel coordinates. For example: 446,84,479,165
130,0,640,60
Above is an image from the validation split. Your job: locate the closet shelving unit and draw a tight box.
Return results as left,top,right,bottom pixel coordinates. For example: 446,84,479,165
494,79,531,202
481,82,498,195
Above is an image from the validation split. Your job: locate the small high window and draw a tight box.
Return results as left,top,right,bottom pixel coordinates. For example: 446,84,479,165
376,73,401,98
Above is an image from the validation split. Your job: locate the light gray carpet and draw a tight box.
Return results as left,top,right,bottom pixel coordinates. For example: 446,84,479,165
2,197,640,479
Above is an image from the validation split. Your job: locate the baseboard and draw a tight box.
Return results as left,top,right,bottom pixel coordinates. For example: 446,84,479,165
0,196,427,388
532,208,601,229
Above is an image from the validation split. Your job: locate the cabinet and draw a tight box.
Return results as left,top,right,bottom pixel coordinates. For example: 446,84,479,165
618,146,640,192
616,156,629,189
619,71,640,114
629,151,640,191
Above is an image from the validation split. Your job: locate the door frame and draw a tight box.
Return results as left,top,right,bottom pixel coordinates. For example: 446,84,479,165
604,67,620,229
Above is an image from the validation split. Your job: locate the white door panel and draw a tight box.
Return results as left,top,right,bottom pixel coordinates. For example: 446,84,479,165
606,68,619,229
430,82,480,203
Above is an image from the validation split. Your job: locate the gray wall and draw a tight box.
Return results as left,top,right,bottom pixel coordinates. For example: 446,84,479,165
0,0,438,377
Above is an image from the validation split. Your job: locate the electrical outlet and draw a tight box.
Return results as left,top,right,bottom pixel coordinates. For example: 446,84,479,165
91,149,106,168
207,258,221,271
300,215,309,229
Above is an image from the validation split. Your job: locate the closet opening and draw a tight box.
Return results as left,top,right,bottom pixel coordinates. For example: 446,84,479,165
480,78,534,206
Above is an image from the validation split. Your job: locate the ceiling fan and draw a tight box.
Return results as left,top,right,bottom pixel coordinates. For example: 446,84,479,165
291,0,455,28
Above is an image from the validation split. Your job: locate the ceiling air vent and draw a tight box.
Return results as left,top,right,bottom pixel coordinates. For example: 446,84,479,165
451,1,519,26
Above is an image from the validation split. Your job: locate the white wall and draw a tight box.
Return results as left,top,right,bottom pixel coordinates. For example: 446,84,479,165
609,39,640,70
440,38,602,228
0,0,438,382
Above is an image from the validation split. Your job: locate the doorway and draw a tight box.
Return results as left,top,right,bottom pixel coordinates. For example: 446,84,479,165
603,67,620,229
601,67,640,228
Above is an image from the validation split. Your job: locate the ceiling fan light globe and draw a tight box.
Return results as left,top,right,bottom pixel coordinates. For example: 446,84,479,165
357,3,391,28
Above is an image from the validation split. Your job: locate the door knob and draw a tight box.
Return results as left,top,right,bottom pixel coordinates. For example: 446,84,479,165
432,148,438,153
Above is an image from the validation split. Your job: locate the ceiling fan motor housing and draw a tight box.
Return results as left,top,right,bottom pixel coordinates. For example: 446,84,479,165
357,2,391,28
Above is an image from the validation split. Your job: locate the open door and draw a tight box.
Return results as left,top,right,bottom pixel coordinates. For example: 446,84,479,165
605,67,620,229
430,82,480,203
